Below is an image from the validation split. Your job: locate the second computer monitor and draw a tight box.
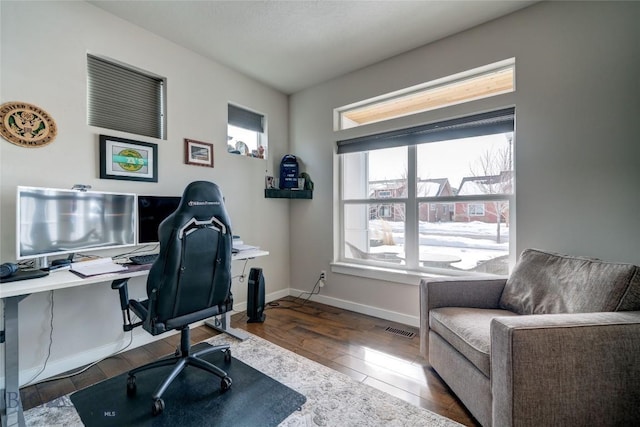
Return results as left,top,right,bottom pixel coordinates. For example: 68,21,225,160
137,195,182,244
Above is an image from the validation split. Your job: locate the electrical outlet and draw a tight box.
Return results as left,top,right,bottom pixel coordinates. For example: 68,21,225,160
319,270,326,286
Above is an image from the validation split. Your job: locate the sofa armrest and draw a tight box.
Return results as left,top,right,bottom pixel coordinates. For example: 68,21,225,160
491,311,640,427
419,276,507,357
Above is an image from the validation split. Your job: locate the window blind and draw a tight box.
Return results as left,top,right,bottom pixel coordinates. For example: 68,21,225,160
228,104,264,133
87,55,165,139
336,107,514,154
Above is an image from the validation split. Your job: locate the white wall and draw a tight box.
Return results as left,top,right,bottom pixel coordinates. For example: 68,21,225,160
0,1,290,383
289,2,640,325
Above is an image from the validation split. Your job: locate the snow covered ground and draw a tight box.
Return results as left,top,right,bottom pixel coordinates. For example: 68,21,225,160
368,220,509,270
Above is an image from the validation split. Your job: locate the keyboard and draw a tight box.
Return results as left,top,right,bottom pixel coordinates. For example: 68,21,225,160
129,254,159,265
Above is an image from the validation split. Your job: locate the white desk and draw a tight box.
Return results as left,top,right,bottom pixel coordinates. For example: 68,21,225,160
0,249,268,427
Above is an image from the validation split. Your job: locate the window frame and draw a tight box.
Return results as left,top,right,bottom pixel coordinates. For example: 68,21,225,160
337,109,514,275
227,103,268,159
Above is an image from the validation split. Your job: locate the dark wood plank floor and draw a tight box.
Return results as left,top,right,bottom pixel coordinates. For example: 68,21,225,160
20,296,479,426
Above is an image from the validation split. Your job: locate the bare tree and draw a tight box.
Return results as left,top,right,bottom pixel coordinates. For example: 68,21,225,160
468,134,513,243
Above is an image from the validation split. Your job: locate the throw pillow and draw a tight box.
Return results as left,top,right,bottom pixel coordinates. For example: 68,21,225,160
499,248,640,314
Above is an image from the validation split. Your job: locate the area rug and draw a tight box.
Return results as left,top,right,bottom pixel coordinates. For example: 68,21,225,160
24,333,462,426
69,342,306,426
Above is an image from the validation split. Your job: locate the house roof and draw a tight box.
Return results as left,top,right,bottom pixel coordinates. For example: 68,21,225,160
417,178,450,197
368,178,451,198
457,171,512,196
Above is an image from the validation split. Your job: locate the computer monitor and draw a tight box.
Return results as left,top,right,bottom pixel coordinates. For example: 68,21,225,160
137,195,181,244
16,186,136,260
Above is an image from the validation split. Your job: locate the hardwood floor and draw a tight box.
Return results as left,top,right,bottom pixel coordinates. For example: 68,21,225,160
20,296,479,426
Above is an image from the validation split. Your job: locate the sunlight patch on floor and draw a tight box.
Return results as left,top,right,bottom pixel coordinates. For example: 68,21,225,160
362,346,427,385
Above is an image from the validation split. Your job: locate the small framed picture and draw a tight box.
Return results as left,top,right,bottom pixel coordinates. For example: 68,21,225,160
99,135,158,182
184,138,214,168
265,176,275,189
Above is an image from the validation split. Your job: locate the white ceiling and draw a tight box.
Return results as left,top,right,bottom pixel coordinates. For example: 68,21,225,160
88,1,536,94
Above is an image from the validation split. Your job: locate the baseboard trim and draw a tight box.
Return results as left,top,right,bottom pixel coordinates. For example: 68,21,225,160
16,327,182,387
12,287,412,387
288,288,419,328
232,288,290,313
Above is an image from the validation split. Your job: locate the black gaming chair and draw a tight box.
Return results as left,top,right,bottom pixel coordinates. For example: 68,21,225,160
111,181,234,416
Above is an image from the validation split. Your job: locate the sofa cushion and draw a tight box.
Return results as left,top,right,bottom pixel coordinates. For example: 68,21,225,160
499,249,640,315
429,307,517,377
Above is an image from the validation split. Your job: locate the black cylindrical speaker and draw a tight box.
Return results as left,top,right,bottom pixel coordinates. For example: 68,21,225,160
247,268,266,323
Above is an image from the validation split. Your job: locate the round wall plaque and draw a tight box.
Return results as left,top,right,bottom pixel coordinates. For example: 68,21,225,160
0,101,57,148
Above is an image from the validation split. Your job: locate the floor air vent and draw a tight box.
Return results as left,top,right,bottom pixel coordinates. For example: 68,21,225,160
385,326,416,339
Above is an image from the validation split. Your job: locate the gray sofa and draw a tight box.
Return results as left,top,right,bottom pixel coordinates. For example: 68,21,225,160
420,249,640,427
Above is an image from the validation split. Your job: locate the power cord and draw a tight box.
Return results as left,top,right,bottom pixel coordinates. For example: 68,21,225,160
266,273,324,311
23,291,137,387
233,259,250,282
29,330,135,386
24,291,55,386
220,259,252,323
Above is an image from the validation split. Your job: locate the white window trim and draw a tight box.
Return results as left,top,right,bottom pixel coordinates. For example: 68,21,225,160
227,103,268,159
339,153,513,274
330,260,498,286
335,58,515,131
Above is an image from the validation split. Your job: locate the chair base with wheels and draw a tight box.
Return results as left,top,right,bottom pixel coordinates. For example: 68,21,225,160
124,325,232,415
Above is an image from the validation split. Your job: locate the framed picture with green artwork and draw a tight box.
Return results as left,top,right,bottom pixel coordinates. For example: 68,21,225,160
99,135,158,182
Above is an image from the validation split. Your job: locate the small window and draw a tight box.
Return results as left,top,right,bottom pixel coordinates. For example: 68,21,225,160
227,104,267,159
468,204,486,216
336,59,514,130
378,204,392,218
87,55,166,139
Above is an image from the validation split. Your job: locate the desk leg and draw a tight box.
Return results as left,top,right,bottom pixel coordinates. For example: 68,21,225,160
204,312,250,341
2,296,27,427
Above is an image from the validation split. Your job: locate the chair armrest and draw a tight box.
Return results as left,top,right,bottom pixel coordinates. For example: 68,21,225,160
421,277,507,312
491,311,640,427
111,278,144,332
419,276,507,356
111,278,130,310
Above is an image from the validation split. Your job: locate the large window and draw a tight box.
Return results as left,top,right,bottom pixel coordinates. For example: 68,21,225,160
87,55,166,139
227,104,267,159
338,109,514,275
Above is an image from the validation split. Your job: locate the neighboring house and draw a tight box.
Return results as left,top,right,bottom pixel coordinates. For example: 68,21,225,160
368,172,512,224
417,178,455,222
369,180,406,221
369,178,455,222
454,171,512,223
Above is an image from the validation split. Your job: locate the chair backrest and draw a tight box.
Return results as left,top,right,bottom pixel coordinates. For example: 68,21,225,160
146,181,233,332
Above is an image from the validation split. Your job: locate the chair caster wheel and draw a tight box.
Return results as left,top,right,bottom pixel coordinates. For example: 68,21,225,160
221,376,232,392
224,348,231,363
152,398,165,416
126,375,137,397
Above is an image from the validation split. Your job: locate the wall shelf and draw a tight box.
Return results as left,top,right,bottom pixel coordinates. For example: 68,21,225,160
265,189,313,199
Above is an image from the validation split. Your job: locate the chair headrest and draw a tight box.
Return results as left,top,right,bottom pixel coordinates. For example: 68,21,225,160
174,181,230,224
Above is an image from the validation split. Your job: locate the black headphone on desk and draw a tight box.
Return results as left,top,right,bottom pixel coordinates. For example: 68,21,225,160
0,263,19,279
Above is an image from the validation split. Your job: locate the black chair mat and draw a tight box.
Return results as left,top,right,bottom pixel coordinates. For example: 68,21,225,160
70,342,306,426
